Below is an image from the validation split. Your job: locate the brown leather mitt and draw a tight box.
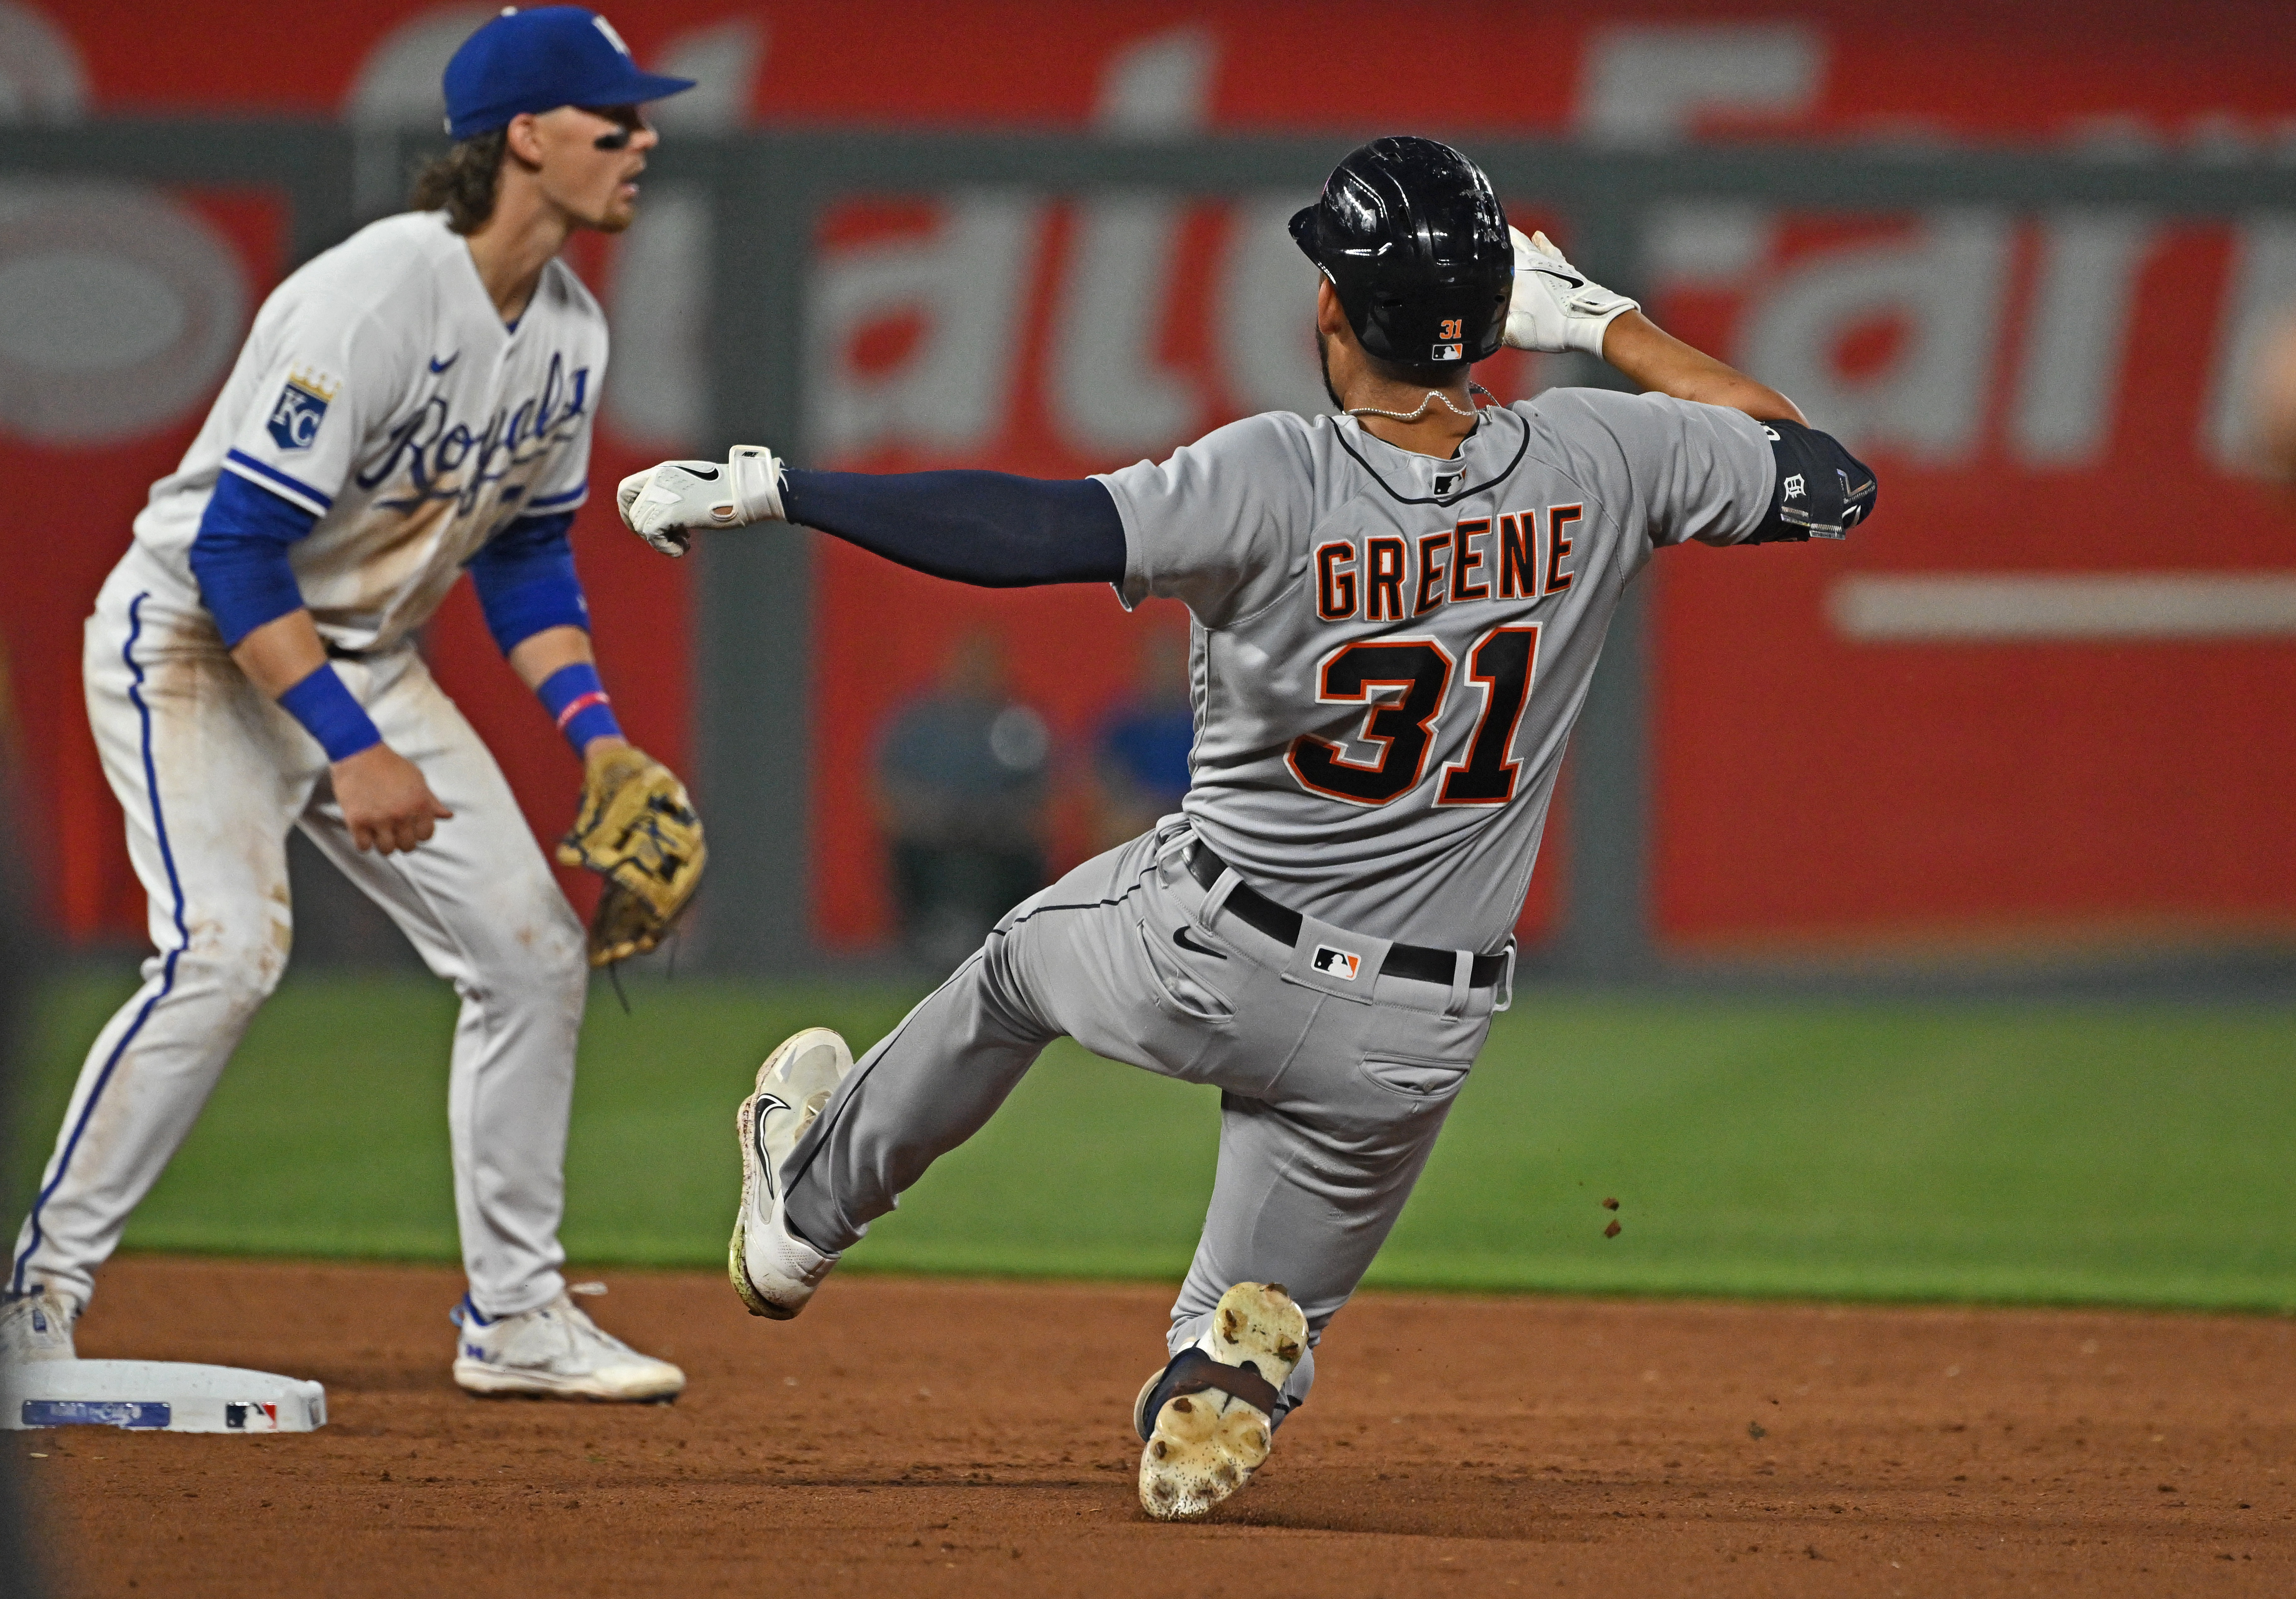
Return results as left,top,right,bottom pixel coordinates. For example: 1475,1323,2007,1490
556,745,707,967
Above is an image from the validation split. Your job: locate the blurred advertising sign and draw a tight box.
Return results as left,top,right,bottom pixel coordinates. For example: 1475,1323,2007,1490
11,0,2294,959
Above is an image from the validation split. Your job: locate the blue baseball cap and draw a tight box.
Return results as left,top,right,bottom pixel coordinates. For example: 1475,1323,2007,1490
443,7,695,140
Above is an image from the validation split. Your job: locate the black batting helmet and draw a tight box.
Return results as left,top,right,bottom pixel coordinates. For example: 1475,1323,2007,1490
1290,136,1512,368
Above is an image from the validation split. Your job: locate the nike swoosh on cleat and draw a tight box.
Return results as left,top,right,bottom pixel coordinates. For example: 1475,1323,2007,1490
1172,925,1227,959
752,1092,790,1201
428,352,459,374
685,466,720,480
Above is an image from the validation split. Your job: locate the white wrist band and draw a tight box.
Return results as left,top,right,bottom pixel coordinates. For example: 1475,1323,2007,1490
727,445,786,524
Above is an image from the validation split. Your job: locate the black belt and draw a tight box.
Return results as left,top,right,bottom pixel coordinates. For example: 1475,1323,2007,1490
1186,844,1507,988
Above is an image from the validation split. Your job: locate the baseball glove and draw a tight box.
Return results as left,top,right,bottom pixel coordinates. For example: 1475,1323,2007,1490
556,745,707,967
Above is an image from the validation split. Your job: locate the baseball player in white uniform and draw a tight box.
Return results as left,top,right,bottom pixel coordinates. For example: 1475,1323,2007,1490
622,137,1879,1505
2,7,697,1401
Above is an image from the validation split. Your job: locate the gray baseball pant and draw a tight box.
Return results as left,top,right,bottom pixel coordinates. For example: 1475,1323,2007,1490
782,820,1502,1418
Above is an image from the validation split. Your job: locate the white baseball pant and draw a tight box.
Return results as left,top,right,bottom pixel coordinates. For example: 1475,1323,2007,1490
10,547,589,1317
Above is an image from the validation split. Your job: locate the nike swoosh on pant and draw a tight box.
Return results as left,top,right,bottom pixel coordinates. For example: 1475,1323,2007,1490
1172,925,1228,959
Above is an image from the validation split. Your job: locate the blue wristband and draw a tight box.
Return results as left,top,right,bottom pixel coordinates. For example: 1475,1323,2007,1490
538,661,623,753
277,664,383,763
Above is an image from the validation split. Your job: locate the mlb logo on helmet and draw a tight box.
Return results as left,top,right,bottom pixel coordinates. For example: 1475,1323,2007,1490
1312,945,1361,981
266,367,340,451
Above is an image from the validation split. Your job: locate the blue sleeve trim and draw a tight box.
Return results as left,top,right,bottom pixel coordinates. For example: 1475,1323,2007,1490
526,484,588,510
466,510,589,656
223,448,335,513
779,470,1126,587
188,471,318,647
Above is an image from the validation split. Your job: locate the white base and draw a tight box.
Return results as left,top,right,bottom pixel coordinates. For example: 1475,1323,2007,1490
4,1359,327,1433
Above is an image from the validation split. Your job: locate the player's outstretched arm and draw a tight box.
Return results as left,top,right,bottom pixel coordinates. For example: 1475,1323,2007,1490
1503,227,1804,425
1597,312,1806,427
1503,228,1873,542
619,451,1127,588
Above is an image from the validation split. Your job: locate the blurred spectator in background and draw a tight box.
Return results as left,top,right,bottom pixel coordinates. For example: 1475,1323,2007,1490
877,629,1050,971
1090,629,1194,852
2255,312,2296,483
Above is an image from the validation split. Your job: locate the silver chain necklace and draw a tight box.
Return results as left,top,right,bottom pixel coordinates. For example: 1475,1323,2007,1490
1344,382,1495,423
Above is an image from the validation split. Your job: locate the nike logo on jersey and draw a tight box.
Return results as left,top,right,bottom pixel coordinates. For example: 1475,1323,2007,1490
1172,925,1228,959
428,352,459,374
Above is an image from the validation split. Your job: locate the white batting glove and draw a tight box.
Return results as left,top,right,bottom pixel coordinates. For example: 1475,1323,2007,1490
1503,228,1639,358
615,445,786,558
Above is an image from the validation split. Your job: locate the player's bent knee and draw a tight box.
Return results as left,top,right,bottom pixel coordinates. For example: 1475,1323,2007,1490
178,923,293,1021
476,899,591,1000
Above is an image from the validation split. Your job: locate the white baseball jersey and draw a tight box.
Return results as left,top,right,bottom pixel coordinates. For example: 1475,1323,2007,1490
131,209,604,652
20,211,615,1323
1096,392,1776,953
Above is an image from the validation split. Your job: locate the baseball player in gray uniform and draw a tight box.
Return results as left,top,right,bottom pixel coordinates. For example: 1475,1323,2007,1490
620,137,1877,1513
0,8,697,1401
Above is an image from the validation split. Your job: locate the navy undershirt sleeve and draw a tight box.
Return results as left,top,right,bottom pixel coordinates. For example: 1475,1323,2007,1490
779,470,1126,587
188,470,319,647
466,510,590,655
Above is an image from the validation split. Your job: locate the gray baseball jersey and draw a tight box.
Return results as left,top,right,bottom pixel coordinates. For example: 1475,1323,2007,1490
779,387,1785,1423
1094,389,1777,953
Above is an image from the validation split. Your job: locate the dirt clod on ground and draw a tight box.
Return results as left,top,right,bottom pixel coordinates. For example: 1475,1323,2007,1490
22,1257,2296,1597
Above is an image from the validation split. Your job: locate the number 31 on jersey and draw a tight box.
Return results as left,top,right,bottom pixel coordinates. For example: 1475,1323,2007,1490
1286,624,1540,808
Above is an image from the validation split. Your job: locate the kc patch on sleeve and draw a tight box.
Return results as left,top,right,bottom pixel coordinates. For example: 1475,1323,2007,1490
265,367,339,451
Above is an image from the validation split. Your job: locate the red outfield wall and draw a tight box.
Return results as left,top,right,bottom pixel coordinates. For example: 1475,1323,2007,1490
7,0,2293,957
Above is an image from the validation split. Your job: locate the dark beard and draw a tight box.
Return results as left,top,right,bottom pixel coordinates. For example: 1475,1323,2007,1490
1317,327,1343,411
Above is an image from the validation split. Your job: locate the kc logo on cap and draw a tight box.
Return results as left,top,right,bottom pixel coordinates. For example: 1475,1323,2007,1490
441,6,696,140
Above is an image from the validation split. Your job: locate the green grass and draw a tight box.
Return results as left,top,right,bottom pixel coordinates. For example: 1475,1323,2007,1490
12,969,2295,1310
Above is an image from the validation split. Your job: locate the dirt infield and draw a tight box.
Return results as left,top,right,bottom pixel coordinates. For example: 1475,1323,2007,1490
19,1258,2295,1597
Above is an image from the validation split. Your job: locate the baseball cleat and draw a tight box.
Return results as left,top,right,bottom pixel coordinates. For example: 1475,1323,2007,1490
730,1027,853,1320
1135,1281,1308,1520
0,1287,79,1363
450,1291,685,1401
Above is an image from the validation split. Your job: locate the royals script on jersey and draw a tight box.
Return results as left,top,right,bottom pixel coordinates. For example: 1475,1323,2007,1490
1096,393,1776,953
131,210,604,652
